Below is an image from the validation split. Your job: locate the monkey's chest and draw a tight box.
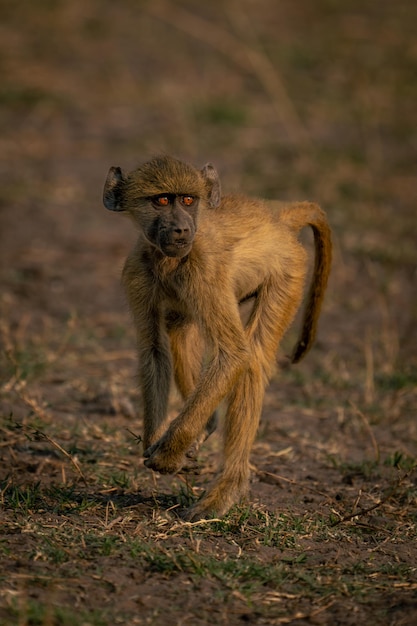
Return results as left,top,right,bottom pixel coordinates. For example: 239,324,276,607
156,272,192,318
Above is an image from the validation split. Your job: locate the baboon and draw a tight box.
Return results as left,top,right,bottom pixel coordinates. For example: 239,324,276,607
103,155,332,520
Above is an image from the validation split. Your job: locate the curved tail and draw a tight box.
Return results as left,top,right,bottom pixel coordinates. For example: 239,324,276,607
280,202,332,364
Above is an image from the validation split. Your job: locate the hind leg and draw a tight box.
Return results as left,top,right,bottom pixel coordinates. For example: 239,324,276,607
186,363,264,519
186,273,305,519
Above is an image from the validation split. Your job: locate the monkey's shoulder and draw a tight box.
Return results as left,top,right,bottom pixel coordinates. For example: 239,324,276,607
218,194,273,219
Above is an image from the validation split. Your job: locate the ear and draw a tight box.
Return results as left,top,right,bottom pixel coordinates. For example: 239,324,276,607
103,166,126,211
201,163,221,209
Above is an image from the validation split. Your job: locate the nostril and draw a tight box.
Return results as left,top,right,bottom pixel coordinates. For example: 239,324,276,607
174,226,189,235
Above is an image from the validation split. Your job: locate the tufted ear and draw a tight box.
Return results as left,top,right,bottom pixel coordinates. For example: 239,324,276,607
103,166,126,211
201,163,221,208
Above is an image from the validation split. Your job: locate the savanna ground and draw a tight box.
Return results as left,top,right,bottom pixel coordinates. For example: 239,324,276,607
0,1,416,624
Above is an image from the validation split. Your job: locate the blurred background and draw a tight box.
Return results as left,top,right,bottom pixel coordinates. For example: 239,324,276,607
0,0,416,439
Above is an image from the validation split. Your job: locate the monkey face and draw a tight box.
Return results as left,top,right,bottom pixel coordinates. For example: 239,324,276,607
103,156,222,258
145,193,198,258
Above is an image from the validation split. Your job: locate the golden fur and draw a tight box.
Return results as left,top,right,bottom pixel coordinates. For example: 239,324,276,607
103,155,332,519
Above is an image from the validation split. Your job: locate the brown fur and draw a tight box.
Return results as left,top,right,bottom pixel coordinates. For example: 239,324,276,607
103,155,332,519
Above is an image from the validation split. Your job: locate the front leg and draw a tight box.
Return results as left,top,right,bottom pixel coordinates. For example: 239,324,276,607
143,317,206,474
138,328,172,451
143,294,249,474
123,260,173,452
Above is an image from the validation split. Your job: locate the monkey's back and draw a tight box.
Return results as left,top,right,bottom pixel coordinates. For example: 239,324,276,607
200,194,307,302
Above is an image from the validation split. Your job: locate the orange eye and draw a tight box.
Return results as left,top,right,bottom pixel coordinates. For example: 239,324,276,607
157,196,169,206
182,196,194,206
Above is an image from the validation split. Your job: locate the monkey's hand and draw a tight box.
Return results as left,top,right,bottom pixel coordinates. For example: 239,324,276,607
143,436,187,475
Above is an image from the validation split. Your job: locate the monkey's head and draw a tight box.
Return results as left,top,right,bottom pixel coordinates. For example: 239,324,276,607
103,155,221,258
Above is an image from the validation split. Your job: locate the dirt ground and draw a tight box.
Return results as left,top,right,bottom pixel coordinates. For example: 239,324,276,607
1,1,416,625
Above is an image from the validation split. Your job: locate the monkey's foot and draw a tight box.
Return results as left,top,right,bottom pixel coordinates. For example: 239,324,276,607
182,478,249,521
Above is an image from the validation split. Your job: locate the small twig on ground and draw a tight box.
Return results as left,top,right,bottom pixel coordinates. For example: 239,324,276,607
126,428,142,445
331,465,416,526
251,465,332,500
269,598,336,624
10,418,87,485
